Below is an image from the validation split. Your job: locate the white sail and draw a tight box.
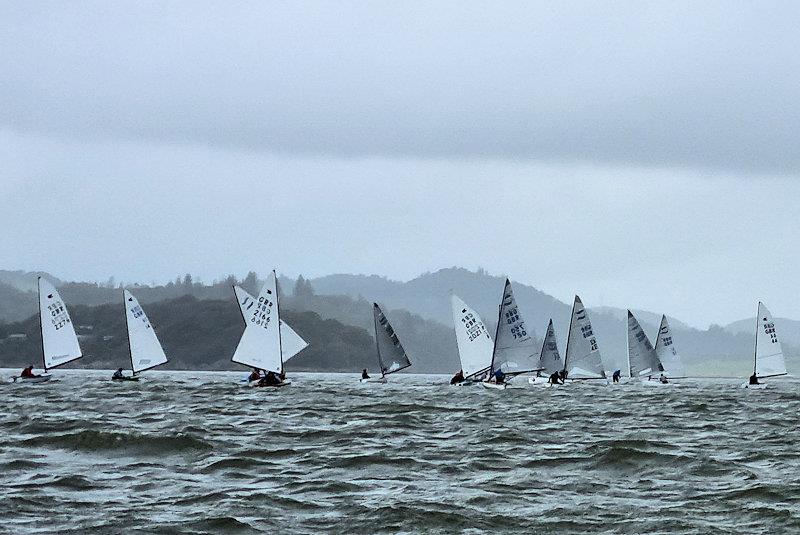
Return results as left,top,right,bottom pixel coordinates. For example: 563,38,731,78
124,289,168,374
491,279,539,375
627,310,661,377
564,296,605,379
231,272,283,373
754,301,786,378
38,277,82,370
233,285,308,361
373,303,412,376
538,319,564,374
654,315,686,377
451,294,493,379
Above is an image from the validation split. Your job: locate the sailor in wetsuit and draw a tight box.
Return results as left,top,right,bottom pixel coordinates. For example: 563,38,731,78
548,371,562,385
248,368,262,382
612,369,621,383
493,369,506,384
361,368,370,380
659,373,669,384
112,368,125,380
749,373,759,385
20,365,39,379
259,371,282,386
450,369,464,385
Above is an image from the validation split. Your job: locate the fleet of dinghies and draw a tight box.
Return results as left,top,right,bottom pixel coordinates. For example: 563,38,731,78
5,274,792,390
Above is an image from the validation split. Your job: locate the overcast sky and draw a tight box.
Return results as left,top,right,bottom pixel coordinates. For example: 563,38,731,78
2,1,799,328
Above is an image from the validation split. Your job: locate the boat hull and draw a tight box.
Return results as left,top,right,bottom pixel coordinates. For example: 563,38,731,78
112,376,140,382
360,377,387,384
251,379,291,388
12,374,52,383
480,381,508,390
741,382,767,389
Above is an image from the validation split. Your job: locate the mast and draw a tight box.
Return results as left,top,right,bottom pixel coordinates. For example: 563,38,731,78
275,270,285,375
562,297,576,374
374,304,383,377
123,289,135,375
38,277,47,373
753,302,760,376
489,296,503,376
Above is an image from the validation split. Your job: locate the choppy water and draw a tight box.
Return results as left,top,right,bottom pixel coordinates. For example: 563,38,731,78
2,370,800,534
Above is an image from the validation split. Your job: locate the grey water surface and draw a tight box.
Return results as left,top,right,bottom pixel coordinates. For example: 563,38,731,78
1,370,799,534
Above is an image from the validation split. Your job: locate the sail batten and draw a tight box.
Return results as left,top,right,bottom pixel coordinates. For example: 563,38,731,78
373,303,412,376
654,315,686,377
451,294,494,379
490,279,540,375
124,289,168,374
231,272,283,373
564,296,605,379
38,277,82,371
754,302,786,379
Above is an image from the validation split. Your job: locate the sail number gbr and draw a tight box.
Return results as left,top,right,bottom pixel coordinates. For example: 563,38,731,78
250,296,274,329
462,312,488,342
48,301,71,331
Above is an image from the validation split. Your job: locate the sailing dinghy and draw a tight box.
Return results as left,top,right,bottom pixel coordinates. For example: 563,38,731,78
627,311,663,383
231,271,292,387
562,296,607,384
742,302,787,389
528,319,565,387
451,294,493,386
361,303,412,383
13,277,83,383
116,289,169,381
482,279,541,389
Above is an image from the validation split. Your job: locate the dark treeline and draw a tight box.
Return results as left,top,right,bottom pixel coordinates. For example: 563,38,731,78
0,274,462,373
0,295,379,373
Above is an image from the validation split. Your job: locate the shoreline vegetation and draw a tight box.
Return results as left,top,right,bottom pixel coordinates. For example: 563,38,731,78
0,268,795,375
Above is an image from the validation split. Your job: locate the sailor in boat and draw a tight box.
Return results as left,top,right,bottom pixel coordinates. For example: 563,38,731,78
612,369,621,383
20,365,40,379
749,373,760,386
112,368,125,380
492,369,506,385
548,371,562,385
450,369,464,385
258,371,282,386
248,368,262,382
361,368,370,380
659,373,669,384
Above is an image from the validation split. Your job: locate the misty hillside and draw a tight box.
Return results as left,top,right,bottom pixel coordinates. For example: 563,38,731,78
725,317,800,348
0,268,796,376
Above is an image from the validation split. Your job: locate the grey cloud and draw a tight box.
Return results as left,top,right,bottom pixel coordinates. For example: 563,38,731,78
1,1,799,172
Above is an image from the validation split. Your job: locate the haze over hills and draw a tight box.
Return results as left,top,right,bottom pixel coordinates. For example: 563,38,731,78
0,267,796,376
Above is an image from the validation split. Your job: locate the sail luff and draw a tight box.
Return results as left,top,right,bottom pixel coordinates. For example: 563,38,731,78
538,319,564,374
654,315,686,377
490,279,540,375
124,289,169,374
564,296,605,379
451,294,493,379
38,277,83,371
233,285,308,361
123,289,135,374
754,301,787,378
231,272,283,373
627,310,660,378
373,303,412,376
